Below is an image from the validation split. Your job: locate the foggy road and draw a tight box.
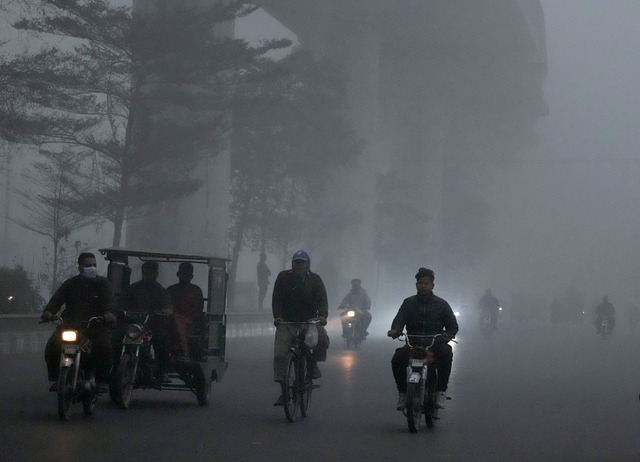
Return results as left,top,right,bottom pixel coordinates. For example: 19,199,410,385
2,319,639,462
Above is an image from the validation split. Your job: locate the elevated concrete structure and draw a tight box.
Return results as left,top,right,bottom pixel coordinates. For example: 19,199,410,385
256,1,547,290
129,1,547,295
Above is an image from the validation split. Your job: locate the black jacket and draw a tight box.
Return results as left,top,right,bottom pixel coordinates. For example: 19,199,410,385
43,275,114,325
272,270,328,322
391,292,458,337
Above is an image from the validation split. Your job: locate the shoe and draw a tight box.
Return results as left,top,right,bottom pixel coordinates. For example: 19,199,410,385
49,382,58,392
273,394,285,406
175,355,191,364
309,363,321,379
96,381,109,394
396,393,406,411
436,391,447,409
155,373,171,383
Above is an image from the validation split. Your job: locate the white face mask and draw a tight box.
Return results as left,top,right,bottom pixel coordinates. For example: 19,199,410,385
82,266,97,279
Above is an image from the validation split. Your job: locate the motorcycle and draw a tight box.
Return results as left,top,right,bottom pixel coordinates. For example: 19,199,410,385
480,310,495,338
110,311,209,409
398,333,455,433
46,316,103,421
339,304,365,349
597,316,614,338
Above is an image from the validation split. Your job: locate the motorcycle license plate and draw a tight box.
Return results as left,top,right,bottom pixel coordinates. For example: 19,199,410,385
63,346,78,354
411,359,424,367
124,338,143,345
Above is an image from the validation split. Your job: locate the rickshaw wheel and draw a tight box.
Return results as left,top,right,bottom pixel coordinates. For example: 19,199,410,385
194,366,210,406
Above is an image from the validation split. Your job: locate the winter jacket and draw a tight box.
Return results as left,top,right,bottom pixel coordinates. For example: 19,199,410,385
391,292,458,337
272,270,328,322
43,275,114,325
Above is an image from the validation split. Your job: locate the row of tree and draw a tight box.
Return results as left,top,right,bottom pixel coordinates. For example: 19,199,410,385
0,0,360,297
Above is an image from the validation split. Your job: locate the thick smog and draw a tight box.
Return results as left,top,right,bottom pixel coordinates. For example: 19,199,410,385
0,1,639,461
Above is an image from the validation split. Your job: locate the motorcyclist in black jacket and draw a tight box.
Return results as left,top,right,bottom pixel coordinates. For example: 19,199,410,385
41,252,116,392
387,267,458,411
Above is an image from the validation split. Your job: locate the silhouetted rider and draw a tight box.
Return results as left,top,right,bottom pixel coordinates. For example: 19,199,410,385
338,278,372,337
595,295,615,333
479,288,500,330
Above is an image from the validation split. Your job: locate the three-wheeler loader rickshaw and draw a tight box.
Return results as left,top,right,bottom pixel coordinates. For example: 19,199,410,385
99,248,229,407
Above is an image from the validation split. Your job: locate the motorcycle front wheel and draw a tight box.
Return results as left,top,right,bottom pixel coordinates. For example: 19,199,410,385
283,352,299,422
57,366,74,421
112,353,136,409
405,381,424,433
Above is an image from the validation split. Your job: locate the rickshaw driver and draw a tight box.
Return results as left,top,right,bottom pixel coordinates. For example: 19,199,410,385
118,261,190,379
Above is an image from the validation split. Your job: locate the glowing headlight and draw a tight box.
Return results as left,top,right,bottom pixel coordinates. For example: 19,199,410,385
454,311,460,317
61,330,78,342
126,324,143,340
347,310,356,317
498,307,503,311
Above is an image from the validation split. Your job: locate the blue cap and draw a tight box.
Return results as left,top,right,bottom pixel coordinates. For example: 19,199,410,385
292,250,310,262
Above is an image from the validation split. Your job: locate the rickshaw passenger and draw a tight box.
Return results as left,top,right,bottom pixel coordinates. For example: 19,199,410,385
167,262,205,357
118,261,189,377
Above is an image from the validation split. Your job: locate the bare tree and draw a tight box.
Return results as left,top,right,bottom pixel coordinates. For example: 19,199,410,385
13,151,95,292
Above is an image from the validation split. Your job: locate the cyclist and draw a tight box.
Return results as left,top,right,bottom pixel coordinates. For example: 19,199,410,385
272,250,329,406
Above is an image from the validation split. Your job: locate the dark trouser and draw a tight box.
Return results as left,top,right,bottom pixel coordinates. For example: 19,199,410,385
391,342,453,394
148,317,176,374
45,324,113,383
596,315,615,333
258,284,268,310
480,309,498,330
273,324,329,382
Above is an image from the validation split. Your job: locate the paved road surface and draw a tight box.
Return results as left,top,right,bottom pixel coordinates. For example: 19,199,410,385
1,320,639,461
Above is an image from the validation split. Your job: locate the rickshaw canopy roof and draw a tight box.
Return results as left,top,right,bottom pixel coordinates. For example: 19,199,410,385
98,247,230,270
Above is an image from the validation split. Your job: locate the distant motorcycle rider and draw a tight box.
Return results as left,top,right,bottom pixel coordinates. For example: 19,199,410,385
387,267,458,411
41,252,116,392
595,296,615,334
272,250,329,406
338,278,372,337
479,288,500,330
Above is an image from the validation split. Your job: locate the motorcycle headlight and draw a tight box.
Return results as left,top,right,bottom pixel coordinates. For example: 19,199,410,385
61,330,78,342
126,324,143,340
347,310,356,317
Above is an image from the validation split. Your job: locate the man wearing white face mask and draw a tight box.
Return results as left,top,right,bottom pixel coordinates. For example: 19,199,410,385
41,252,116,392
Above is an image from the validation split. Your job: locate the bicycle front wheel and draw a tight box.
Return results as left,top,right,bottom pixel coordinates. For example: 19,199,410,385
283,352,299,422
299,355,312,417
406,382,424,433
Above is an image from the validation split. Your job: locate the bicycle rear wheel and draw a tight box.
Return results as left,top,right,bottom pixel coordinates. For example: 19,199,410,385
283,352,299,422
405,382,423,433
299,355,312,417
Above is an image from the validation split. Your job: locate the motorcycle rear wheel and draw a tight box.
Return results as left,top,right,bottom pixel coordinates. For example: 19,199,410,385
82,378,97,417
283,352,299,422
113,353,136,409
57,367,74,421
425,373,438,428
406,382,424,433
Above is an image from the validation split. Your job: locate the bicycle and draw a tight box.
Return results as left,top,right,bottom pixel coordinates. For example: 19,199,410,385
277,318,322,422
